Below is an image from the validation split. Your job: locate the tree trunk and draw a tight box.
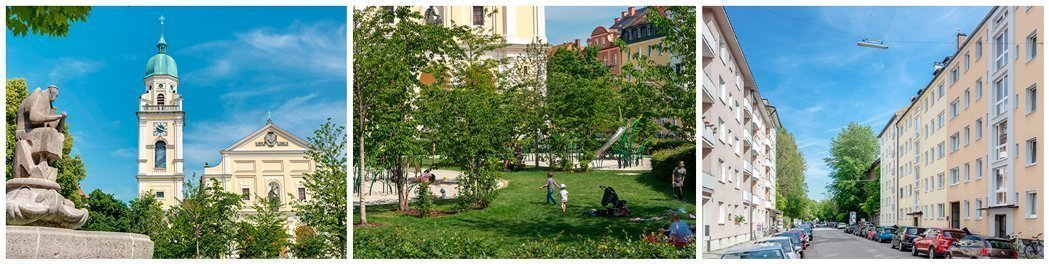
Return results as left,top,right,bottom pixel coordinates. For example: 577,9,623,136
396,157,408,211
358,100,368,225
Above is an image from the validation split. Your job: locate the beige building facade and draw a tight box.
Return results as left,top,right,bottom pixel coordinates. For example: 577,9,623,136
202,120,316,233
883,6,1042,238
701,6,781,253
407,6,546,60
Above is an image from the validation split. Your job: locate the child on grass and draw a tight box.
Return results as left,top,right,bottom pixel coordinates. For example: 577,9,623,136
559,184,568,214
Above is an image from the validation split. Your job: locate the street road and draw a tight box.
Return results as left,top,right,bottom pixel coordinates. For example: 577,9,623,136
807,227,923,259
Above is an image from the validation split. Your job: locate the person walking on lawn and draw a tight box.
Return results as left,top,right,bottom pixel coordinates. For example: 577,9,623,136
672,161,687,200
559,184,569,214
538,172,557,205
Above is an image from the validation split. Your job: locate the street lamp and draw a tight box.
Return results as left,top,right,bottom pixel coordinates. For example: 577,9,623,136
857,38,889,49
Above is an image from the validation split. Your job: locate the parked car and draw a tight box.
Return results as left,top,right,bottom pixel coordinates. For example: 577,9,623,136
892,226,927,251
721,244,789,259
875,226,897,243
912,228,968,258
946,235,1017,259
754,236,803,259
775,230,807,249
798,226,814,241
837,223,847,229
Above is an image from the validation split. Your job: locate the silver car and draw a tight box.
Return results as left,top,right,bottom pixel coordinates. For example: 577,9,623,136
753,236,802,259
721,244,789,259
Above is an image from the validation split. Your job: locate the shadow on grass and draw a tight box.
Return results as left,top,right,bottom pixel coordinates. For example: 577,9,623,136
631,171,697,204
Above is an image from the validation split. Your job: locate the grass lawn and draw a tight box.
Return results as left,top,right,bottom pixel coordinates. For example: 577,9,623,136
353,168,697,258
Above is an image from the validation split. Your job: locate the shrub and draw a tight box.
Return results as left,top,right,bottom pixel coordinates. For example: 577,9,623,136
414,181,435,217
647,139,687,154
651,144,696,193
456,160,501,211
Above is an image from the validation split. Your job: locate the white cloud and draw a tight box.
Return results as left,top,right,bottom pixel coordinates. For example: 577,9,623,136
180,20,347,84
110,148,134,158
47,57,104,85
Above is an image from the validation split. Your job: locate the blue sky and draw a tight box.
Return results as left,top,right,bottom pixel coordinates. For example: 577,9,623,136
545,6,631,46
724,6,991,200
7,6,347,202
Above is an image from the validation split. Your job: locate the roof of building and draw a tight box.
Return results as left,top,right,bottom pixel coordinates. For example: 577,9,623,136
145,34,178,78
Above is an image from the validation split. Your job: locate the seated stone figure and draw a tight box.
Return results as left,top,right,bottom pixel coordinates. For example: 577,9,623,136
13,85,66,181
6,85,87,229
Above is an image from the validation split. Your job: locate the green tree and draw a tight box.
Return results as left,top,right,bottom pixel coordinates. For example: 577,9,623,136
353,6,460,213
775,126,808,220
504,38,550,169
546,46,619,171
126,192,171,258
641,6,697,141
6,78,87,207
7,6,91,37
163,178,242,258
824,122,879,220
81,189,130,232
235,196,291,259
294,119,347,258
860,167,881,219
291,226,327,258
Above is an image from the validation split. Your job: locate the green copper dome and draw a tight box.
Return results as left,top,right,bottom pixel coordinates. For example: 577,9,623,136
145,35,178,78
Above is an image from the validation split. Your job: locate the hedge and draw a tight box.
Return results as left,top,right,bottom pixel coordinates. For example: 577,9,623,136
646,139,689,154
651,144,696,193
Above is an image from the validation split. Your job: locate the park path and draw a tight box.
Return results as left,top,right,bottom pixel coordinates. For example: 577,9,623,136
521,156,653,171
352,169,508,206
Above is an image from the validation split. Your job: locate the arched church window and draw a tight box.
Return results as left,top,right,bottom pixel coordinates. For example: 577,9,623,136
157,93,165,105
267,182,281,212
154,141,166,169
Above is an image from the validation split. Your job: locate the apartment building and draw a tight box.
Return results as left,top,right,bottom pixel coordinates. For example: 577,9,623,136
883,6,1042,238
878,109,904,226
701,6,781,252
405,6,546,59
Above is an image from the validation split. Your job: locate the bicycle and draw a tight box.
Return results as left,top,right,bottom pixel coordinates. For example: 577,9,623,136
1008,232,1044,259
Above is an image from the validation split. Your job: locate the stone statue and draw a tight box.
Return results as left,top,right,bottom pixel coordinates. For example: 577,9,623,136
6,85,88,229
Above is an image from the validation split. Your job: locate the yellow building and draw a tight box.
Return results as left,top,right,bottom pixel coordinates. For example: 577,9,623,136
618,7,672,73
407,6,546,58
202,120,316,232
136,29,185,208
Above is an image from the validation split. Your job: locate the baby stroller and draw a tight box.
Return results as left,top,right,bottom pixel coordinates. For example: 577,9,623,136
597,186,630,217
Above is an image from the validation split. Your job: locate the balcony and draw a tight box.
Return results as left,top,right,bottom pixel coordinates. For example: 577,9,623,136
995,98,1008,116
742,191,753,204
995,144,1007,161
703,72,716,104
703,170,716,192
743,129,754,147
743,160,753,175
765,200,775,209
742,98,754,120
702,124,715,149
702,22,716,59
141,105,182,112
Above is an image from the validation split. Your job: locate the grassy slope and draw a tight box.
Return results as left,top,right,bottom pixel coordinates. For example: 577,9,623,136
354,168,696,251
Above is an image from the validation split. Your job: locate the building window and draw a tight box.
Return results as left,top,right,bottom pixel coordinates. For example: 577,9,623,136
719,76,726,102
242,187,250,201
267,182,281,211
718,202,726,224
1027,84,1037,114
964,89,971,108
718,118,725,142
976,199,983,219
156,191,165,199
995,30,1008,71
1027,30,1038,61
298,187,307,201
154,141,166,169
950,133,960,152
995,121,1008,160
718,159,726,182
938,84,945,100
964,200,970,219
381,6,395,23
1027,192,1038,218
472,6,485,26
976,78,984,100
976,41,983,59
976,118,983,139
964,52,971,70
964,126,971,145
964,162,971,181
938,142,945,160
157,93,165,106
950,99,959,119
937,173,945,189
993,166,1008,205
938,203,945,218
938,111,945,129
976,158,983,179
950,67,959,85
1027,138,1038,165
995,77,1009,116
950,167,959,185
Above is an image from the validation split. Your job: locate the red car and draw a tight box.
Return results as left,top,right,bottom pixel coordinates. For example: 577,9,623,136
912,228,968,258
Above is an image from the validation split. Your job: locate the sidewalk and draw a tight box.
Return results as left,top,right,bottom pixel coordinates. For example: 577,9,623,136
703,239,758,259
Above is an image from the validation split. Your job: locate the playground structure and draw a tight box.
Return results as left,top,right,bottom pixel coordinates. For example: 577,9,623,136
598,117,647,169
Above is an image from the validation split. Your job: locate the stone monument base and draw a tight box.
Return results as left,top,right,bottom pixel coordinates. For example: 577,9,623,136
6,225,154,259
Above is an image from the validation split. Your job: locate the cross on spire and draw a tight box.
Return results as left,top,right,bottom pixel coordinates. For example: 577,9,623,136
160,15,165,34
267,111,272,124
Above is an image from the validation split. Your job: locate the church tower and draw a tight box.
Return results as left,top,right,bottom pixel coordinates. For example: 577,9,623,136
137,16,184,208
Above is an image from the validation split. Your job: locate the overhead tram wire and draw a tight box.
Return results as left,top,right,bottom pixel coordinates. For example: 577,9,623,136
751,6,866,40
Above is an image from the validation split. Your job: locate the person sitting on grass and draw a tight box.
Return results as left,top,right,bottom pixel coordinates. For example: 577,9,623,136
538,172,557,205
559,184,569,214
668,211,694,247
